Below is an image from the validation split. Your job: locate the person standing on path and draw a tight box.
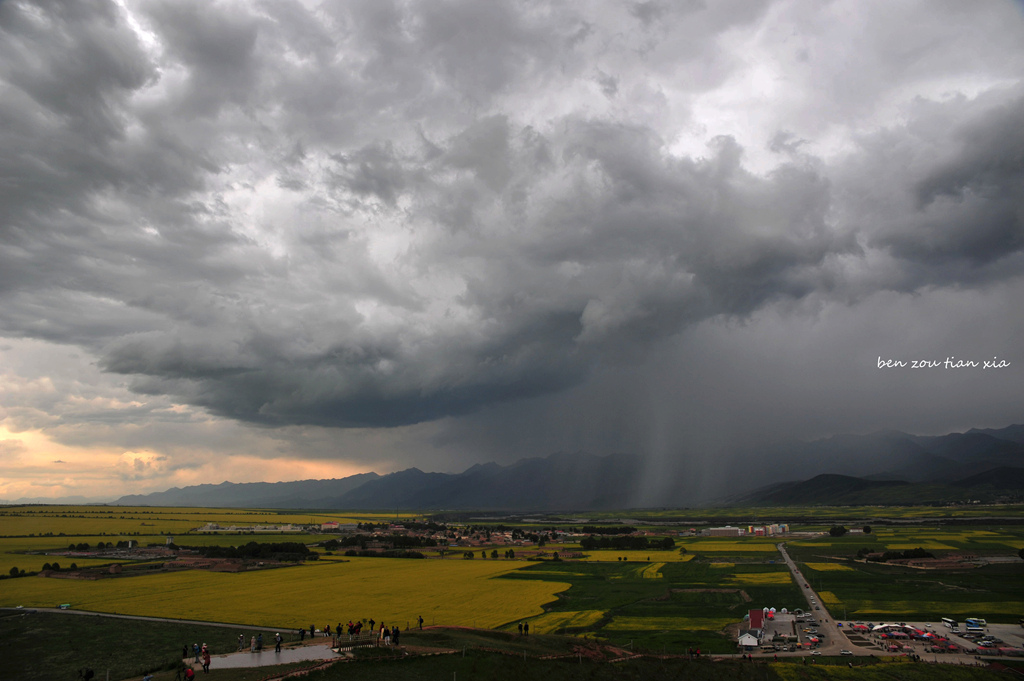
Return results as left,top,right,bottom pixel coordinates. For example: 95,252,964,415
275,632,282,653
418,615,424,630
250,635,256,653
201,650,210,674
523,622,529,636
238,634,244,651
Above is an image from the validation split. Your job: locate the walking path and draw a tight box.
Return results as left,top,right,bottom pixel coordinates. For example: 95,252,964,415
206,644,341,669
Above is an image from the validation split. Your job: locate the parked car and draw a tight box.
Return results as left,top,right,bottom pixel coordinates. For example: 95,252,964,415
840,650,853,656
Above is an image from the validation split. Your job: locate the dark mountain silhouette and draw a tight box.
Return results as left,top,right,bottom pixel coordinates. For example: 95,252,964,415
114,452,644,510
110,424,1023,509
114,473,380,508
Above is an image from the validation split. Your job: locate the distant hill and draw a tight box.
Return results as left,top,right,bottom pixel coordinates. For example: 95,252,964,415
106,424,1024,510
114,473,381,509
114,452,644,511
738,467,1024,506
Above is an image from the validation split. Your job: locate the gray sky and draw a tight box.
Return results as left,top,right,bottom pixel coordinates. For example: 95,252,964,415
1,0,1022,501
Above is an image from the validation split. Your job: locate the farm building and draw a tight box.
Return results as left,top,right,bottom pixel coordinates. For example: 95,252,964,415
738,633,759,649
708,526,742,537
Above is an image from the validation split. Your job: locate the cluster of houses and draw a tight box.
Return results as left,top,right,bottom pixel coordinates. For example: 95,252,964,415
195,522,303,533
708,524,789,537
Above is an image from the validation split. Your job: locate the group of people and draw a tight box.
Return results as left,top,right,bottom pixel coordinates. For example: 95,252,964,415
326,620,404,646
181,642,211,674
291,616,427,647
230,631,284,653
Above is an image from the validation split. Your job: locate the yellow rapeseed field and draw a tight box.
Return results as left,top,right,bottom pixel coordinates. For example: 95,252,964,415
639,563,665,579
0,557,568,629
524,610,605,634
0,507,424,538
680,541,778,552
726,573,792,586
817,591,841,605
803,563,853,572
578,550,690,562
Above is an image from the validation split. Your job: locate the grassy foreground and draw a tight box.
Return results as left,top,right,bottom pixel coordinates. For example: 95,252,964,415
0,610,293,681
7,610,1018,681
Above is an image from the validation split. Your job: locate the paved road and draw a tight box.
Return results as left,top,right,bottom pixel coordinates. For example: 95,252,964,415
776,543,858,656
206,644,341,669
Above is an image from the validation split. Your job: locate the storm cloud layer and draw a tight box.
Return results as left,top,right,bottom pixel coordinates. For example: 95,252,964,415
1,0,1023,500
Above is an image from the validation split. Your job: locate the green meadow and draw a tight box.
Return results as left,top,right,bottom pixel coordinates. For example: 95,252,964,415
786,525,1024,622
502,555,802,653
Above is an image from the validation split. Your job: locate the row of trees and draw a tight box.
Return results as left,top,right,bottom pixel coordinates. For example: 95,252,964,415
460,549,517,559
67,540,134,551
856,546,934,562
191,541,314,562
320,535,439,550
828,525,871,537
579,535,675,551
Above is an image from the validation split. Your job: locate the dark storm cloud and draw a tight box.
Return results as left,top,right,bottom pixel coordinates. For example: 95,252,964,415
0,0,1022,443
845,89,1024,288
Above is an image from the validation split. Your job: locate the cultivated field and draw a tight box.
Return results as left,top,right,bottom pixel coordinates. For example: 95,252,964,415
787,525,1024,622
1,556,568,630
501,555,802,653
4,504,1024,660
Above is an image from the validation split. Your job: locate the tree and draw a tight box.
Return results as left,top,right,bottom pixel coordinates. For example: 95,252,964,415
42,563,52,571
8,566,18,577
862,525,872,534
490,550,498,559
50,562,61,571
828,525,848,537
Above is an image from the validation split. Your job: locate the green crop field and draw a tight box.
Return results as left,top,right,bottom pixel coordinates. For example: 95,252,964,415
794,560,1024,622
501,558,802,654
785,523,1024,623
4,503,1024,668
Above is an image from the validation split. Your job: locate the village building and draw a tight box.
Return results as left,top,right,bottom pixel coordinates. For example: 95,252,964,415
708,526,742,537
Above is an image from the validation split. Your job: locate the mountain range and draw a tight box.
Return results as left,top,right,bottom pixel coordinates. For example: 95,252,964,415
95,423,1024,510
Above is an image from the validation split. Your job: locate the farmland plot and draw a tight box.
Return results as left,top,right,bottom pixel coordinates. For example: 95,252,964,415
0,557,568,630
